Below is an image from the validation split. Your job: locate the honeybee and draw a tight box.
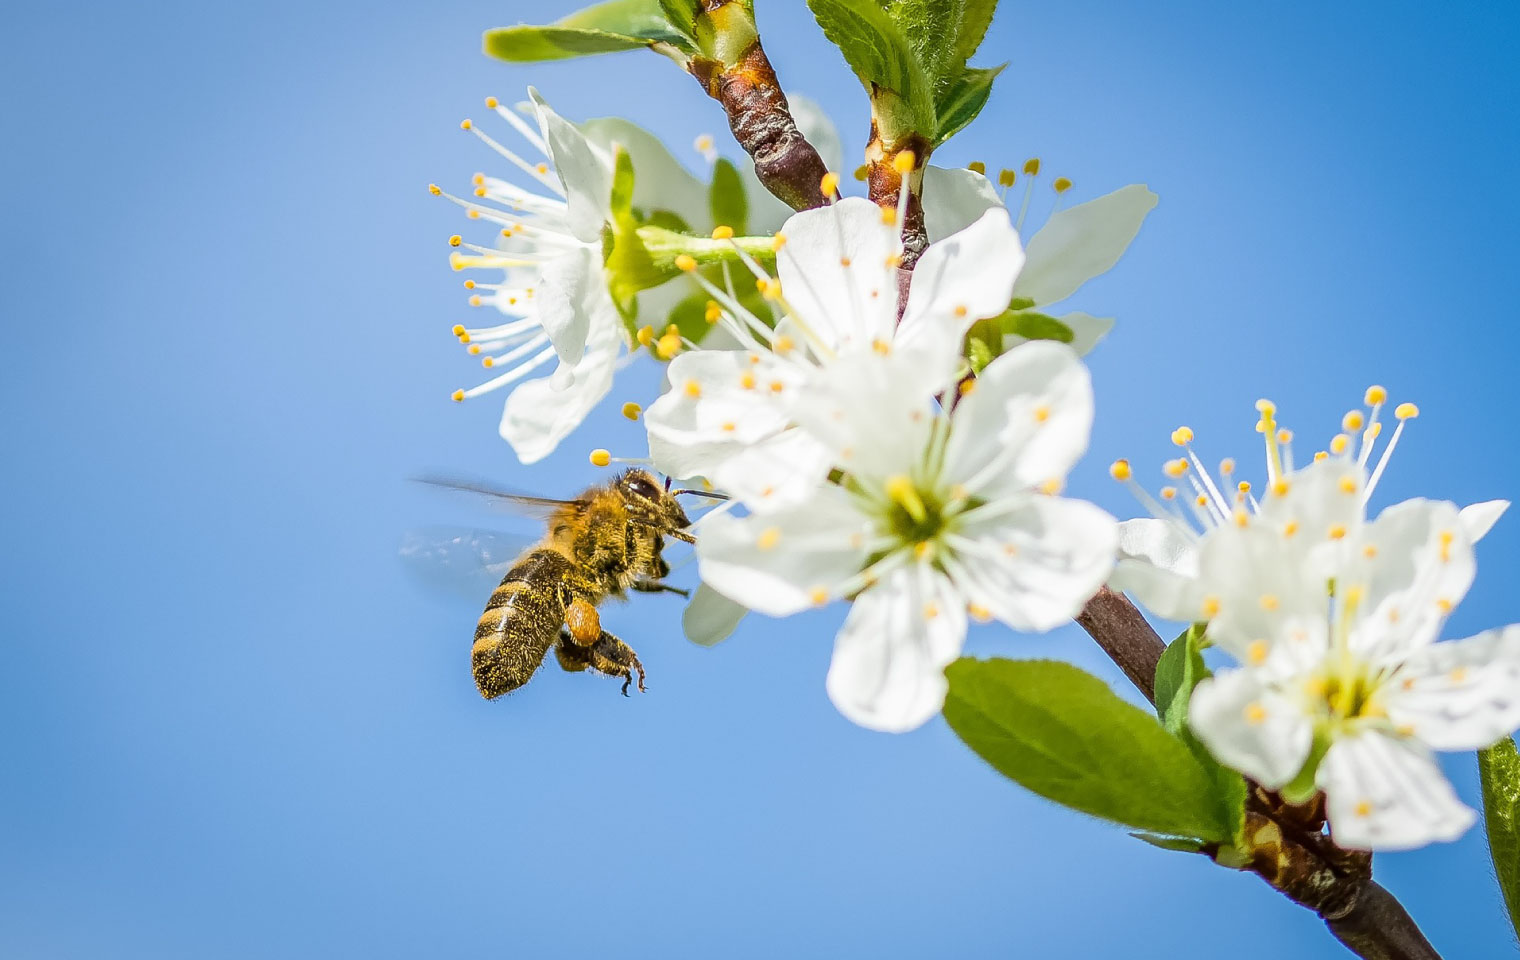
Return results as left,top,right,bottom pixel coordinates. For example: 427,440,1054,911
412,469,714,698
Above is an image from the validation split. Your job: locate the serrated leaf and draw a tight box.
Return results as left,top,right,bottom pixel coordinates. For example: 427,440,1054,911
1480,735,1520,940
955,0,1000,60
933,64,1004,147
484,0,694,63
805,0,936,139
998,309,1073,343
943,658,1237,842
708,158,749,236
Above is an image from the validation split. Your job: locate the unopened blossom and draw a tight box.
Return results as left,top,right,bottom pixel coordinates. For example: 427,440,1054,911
696,343,1117,732
921,162,1157,355
644,193,1025,509
1110,391,1519,849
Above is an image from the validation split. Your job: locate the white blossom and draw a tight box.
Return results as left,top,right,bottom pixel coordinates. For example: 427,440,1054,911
1110,390,1518,849
695,343,1117,732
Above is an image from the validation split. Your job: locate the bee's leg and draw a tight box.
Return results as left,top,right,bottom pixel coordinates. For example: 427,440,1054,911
564,597,602,646
553,627,593,673
631,580,690,598
585,629,646,696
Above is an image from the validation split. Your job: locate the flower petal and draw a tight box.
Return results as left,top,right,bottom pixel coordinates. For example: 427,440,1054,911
1189,668,1313,789
775,198,898,351
1385,625,1520,750
788,346,944,481
898,207,1025,352
944,495,1117,632
1459,499,1509,543
682,582,748,647
825,564,967,732
581,116,709,233
533,246,605,367
528,88,612,243
1317,731,1475,851
1111,518,1203,622
498,324,619,463
1012,184,1157,306
694,489,872,616
1256,455,1370,580
1194,523,1326,664
1354,498,1474,662
942,341,1094,496
921,165,1003,242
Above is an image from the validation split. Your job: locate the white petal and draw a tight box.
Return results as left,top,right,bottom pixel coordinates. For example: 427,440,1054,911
533,246,604,367
1189,668,1313,789
706,429,834,512
775,198,898,350
898,207,1025,352
1012,184,1157,306
1317,731,1475,851
1354,498,1474,662
580,116,710,232
921,165,1003,242
528,88,612,243
788,347,944,481
1110,518,1203,622
694,490,872,616
1460,499,1509,543
1385,625,1520,750
1256,456,1370,580
941,341,1094,496
1194,523,1326,663
826,564,968,732
945,495,1117,632
498,325,619,463
682,583,748,647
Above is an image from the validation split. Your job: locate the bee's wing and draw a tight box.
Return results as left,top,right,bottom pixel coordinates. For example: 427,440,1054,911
413,475,589,519
399,526,536,600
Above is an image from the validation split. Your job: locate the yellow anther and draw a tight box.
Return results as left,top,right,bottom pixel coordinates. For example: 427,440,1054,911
463,280,476,290
1171,426,1194,446
711,225,734,240
1395,724,1416,737
466,345,481,356
1109,459,1132,481
757,527,781,551
636,325,655,347
810,587,829,606
953,304,968,318
1234,510,1249,527
1003,543,1019,558
1305,676,1328,698
968,161,987,175
704,301,722,324
1259,594,1280,611
448,234,462,247
621,402,642,421
450,389,465,403
484,95,499,109
913,541,932,560
820,171,840,196
853,164,868,181
968,602,992,623
1276,429,1293,444
892,150,916,174
473,186,488,198
769,379,784,393
1200,594,1221,617
534,162,548,175
771,233,787,251
1328,524,1347,540
1450,666,1469,683
1313,451,1329,462
694,133,714,153
1330,433,1350,455
1394,401,1420,420
590,449,612,467
656,334,682,360
839,257,852,267
481,356,495,368
1023,158,1041,175
468,295,482,307
1219,458,1236,475
1255,398,1277,417
1247,640,1270,665
683,380,702,398
472,173,485,186
1367,422,1383,440
1365,385,1388,406
1339,475,1358,494
427,183,441,196
1196,494,1209,507
880,206,897,225
1354,800,1373,818
451,324,467,337
997,168,1016,187
1160,486,1177,500
871,338,890,355
460,118,472,130
1163,458,1189,478
922,602,940,620
1053,177,1072,193
1039,478,1064,495
1283,520,1299,537
1439,529,1454,563
739,370,756,390
1034,405,1051,423
1343,411,1365,432
1363,544,1378,559
884,252,902,268
665,324,679,336
457,332,472,344
958,379,976,396
773,335,795,354
675,254,698,272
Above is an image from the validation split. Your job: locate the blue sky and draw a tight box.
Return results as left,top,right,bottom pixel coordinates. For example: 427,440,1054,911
3,1,1518,956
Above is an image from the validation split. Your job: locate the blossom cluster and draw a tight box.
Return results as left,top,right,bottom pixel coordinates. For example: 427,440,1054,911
427,88,1517,851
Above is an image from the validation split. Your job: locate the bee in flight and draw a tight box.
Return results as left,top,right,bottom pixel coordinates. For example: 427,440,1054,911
411,469,719,698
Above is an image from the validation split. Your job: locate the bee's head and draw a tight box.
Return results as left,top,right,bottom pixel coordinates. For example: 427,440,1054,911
617,468,691,532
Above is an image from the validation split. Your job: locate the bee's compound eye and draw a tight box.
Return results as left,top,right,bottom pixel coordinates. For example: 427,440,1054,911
626,477,660,500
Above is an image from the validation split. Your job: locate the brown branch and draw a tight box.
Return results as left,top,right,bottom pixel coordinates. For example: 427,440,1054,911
687,1,833,213
1077,588,1442,960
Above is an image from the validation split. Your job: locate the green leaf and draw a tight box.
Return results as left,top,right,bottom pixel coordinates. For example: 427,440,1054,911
999,309,1074,344
943,658,1237,842
708,158,749,236
966,336,995,375
484,0,694,63
1480,736,1520,941
882,0,959,94
656,0,701,36
932,64,1004,147
1154,626,1249,847
954,0,1000,60
1132,832,1206,854
804,0,936,140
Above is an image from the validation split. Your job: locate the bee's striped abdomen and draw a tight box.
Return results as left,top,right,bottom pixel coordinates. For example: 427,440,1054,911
472,548,572,698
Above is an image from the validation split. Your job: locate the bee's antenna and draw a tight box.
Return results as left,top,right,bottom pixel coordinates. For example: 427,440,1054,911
670,489,730,501
664,475,673,492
